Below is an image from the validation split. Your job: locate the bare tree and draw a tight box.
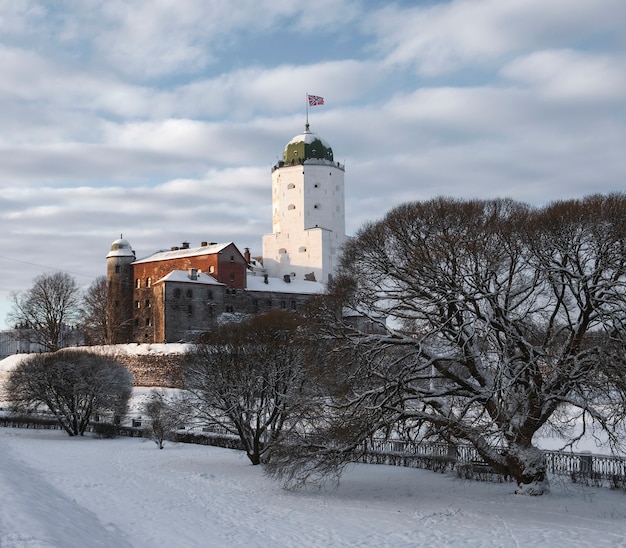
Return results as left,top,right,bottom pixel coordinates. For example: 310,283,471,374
8,272,81,352
143,390,185,449
184,311,312,465
267,195,626,495
80,276,110,345
5,349,133,436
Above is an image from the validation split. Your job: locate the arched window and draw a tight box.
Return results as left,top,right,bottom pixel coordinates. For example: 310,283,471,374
278,248,287,254
287,183,295,189
288,204,296,210
299,246,307,253
135,278,141,288
146,277,151,287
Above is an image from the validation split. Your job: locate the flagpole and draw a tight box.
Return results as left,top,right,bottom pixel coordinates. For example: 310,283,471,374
305,92,309,128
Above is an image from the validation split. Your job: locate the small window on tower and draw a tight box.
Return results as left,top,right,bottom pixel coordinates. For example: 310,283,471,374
115,265,120,273
288,204,296,210
146,277,151,287
135,279,141,288
287,183,295,190
135,301,140,309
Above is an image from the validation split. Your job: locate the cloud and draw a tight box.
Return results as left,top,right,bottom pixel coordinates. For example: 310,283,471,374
366,0,626,76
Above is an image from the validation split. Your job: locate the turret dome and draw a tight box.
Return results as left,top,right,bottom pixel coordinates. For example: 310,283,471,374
281,124,334,165
106,237,135,258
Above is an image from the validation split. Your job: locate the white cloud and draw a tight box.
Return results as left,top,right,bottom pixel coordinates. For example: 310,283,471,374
501,49,626,103
367,0,626,76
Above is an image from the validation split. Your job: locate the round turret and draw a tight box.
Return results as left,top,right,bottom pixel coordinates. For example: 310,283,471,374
106,236,135,344
281,124,334,165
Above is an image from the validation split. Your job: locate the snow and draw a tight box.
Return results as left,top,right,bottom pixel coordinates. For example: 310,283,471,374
1,428,626,547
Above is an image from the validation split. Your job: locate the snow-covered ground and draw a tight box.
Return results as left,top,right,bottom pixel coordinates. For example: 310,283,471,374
1,427,626,548
2,349,626,546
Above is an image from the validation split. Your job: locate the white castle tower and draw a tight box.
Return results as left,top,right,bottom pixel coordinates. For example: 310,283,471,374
262,124,346,283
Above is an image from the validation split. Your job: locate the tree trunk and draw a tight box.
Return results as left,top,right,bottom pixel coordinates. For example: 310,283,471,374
505,443,549,495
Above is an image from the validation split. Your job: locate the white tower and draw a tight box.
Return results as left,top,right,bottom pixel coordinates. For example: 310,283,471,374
262,124,346,283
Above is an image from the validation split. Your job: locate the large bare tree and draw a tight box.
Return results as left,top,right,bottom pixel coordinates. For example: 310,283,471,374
184,311,313,465
8,271,81,352
268,195,626,495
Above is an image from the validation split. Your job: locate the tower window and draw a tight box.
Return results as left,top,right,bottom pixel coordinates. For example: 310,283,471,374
115,265,120,273
135,301,141,309
135,279,141,288
145,300,151,308
229,274,235,282
146,277,151,287
287,183,295,189
288,204,296,210
145,318,151,327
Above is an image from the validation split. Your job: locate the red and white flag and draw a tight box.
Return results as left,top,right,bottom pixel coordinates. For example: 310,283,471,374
307,95,324,106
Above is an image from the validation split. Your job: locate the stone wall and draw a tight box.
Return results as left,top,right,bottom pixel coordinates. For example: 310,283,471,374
114,353,186,388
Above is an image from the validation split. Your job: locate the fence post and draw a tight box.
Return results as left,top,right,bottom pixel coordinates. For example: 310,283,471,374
579,451,593,476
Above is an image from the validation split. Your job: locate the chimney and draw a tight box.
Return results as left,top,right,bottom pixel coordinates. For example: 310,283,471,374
182,241,190,249
264,274,268,284
201,241,208,247
244,247,251,262
283,274,291,283
188,268,198,280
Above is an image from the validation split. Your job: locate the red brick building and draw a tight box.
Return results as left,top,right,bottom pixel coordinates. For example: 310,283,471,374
106,238,322,344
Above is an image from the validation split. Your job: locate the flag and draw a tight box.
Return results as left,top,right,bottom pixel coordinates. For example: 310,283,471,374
308,95,324,106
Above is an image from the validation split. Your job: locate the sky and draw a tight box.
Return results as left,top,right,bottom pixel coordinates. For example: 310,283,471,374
1,0,625,329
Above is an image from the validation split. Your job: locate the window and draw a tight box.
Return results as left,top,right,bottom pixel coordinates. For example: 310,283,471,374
291,300,297,311
229,274,235,282
278,248,287,254
230,255,235,262
135,300,141,309
314,203,321,209
280,300,286,310
145,300,151,308
135,279,141,288
134,319,139,327
207,290,213,300
115,265,120,273
209,265,215,273
146,277,151,287
114,300,119,307
174,288,181,298
288,204,296,210
187,305,193,315
299,246,306,253
145,318,151,327
287,183,295,189
186,289,193,298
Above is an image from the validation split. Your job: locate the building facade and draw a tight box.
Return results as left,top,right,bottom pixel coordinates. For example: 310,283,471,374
106,124,343,344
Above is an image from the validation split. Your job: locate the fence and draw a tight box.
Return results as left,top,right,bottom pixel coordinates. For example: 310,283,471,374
2,413,626,489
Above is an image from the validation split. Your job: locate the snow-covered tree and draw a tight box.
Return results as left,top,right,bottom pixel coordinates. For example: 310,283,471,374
184,311,312,465
6,350,133,436
143,390,185,449
267,195,626,495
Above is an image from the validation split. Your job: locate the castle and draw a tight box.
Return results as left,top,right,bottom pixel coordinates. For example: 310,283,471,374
106,123,346,344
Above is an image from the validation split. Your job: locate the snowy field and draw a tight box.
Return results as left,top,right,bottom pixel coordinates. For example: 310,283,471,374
1,427,626,548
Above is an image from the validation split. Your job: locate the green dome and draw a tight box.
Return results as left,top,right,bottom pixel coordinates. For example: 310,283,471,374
281,124,334,165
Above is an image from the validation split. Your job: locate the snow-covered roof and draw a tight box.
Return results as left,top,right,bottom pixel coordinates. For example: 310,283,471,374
133,242,233,264
155,270,224,286
106,238,135,258
246,272,325,295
